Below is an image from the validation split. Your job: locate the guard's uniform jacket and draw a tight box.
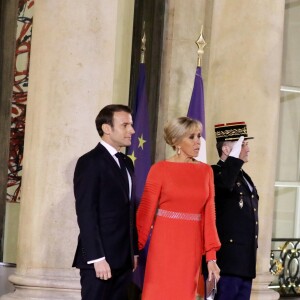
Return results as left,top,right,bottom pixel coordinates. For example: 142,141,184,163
212,156,259,279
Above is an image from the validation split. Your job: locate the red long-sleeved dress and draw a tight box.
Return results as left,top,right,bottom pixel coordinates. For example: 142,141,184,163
137,161,221,300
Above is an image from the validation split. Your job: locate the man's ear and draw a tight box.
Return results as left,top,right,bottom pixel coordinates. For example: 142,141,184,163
102,123,111,135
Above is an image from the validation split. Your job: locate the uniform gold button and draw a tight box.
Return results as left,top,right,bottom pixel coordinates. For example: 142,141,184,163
240,192,243,195
230,239,233,243
254,208,257,211
255,235,258,239
256,221,258,225
252,195,254,198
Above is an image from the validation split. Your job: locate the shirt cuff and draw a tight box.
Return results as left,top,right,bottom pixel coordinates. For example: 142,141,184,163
87,257,105,264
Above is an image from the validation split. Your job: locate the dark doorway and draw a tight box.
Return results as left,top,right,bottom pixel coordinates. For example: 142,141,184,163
128,0,165,162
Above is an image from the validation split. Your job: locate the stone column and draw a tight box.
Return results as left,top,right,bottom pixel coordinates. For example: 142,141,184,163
156,0,207,161
205,1,285,299
0,0,134,299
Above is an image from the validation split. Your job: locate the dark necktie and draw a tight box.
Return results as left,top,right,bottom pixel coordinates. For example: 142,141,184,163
115,152,129,194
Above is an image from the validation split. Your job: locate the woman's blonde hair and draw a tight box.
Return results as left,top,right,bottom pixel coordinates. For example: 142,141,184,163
164,117,202,150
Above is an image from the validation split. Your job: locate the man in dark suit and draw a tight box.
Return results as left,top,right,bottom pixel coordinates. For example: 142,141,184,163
212,122,259,300
73,104,139,300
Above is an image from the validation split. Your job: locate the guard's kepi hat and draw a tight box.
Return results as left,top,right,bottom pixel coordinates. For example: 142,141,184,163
215,121,254,142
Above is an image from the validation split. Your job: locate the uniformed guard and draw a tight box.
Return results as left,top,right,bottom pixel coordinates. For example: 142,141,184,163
212,121,258,300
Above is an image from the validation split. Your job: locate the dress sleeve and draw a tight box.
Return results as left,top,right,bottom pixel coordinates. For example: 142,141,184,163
136,163,163,250
203,166,221,260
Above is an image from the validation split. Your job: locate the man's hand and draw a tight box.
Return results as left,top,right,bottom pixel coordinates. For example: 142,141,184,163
94,259,112,280
133,255,139,272
229,136,244,158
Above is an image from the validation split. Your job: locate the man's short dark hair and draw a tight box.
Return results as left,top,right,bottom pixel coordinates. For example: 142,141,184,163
95,104,132,137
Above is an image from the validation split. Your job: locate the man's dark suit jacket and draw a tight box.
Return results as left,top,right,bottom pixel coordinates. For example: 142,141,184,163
72,143,138,271
212,157,259,279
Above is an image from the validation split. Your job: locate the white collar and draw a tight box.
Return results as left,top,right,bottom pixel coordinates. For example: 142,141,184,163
100,140,118,157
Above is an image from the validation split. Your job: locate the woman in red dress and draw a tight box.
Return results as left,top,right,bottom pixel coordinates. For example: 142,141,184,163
137,117,221,300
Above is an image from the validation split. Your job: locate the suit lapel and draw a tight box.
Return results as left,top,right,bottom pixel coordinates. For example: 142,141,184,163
240,170,253,192
242,171,254,187
96,143,130,197
96,143,119,170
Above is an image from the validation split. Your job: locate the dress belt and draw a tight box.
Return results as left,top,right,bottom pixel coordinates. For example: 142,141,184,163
156,208,201,221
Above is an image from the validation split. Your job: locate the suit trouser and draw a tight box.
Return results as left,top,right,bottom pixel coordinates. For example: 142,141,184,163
80,268,132,300
214,275,252,300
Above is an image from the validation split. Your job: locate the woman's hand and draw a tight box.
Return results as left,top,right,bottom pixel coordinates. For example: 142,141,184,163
207,260,221,282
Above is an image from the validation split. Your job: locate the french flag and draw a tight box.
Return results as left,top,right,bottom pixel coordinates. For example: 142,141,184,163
187,66,206,162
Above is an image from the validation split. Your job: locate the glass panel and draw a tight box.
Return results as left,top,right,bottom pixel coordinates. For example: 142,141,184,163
273,187,296,238
273,0,300,240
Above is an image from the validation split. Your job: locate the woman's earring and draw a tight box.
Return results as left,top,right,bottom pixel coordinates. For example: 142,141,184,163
177,147,181,155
